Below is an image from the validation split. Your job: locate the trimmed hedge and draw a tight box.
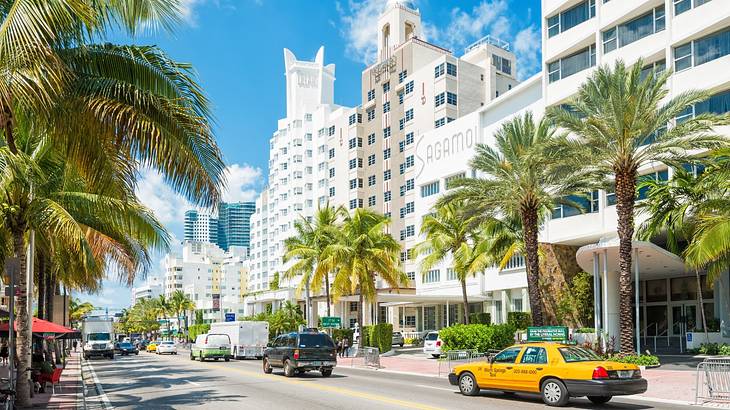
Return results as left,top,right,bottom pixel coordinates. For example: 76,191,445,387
188,324,210,342
361,325,372,347
439,323,516,352
370,323,393,354
469,312,491,325
610,354,660,366
507,312,532,330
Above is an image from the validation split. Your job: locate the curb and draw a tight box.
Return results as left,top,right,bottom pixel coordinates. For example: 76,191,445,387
81,358,113,410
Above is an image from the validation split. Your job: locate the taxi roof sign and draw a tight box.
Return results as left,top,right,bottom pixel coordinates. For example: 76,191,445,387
527,326,569,342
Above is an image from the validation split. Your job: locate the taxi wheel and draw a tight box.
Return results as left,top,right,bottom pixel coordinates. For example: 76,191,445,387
263,358,273,374
588,396,612,404
541,378,569,407
458,372,480,396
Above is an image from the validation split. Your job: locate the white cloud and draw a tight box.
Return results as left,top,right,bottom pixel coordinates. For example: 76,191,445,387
222,163,262,203
336,0,542,79
178,0,205,25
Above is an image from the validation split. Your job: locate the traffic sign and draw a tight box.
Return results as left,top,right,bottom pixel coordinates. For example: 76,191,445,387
225,313,235,322
527,326,569,342
320,316,341,328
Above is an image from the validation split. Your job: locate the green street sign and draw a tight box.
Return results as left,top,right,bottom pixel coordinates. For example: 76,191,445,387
527,326,569,342
320,316,341,328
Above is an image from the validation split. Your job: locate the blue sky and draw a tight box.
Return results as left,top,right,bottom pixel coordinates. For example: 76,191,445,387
82,0,543,310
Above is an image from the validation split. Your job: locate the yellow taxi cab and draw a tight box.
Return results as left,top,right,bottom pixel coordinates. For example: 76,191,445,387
448,342,647,407
146,342,158,352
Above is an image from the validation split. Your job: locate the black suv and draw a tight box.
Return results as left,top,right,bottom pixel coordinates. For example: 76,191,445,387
262,331,337,377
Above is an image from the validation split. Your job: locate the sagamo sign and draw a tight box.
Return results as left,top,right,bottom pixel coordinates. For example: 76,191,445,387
415,116,482,179
424,125,480,165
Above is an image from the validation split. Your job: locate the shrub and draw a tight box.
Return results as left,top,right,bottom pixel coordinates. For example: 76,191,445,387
610,354,660,366
439,324,516,352
469,312,491,325
361,325,372,347
404,337,416,346
698,343,730,356
575,327,595,333
188,324,210,342
507,312,532,330
370,323,393,354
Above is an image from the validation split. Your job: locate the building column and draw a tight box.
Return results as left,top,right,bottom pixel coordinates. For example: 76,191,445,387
718,269,730,338
634,248,640,355
593,251,602,339
501,290,509,324
604,249,620,351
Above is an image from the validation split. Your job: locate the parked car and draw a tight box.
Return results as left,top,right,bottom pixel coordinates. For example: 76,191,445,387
422,331,442,358
190,334,231,362
156,341,178,355
146,342,158,352
116,342,139,355
392,331,405,347
449,343,647,407
263,331,337,377
135,340,148,350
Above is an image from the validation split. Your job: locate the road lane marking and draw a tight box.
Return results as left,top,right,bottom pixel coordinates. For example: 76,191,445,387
414,385,456,392
84,359,114,409
201,362,445,410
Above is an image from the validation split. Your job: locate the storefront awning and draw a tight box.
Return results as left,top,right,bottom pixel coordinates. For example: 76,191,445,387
576,238,688,280
0,317,74,334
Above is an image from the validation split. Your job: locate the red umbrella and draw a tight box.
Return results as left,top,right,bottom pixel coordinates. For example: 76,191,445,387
0,317,74,334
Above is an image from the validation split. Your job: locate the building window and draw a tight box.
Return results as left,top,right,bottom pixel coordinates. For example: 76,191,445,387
398,70,408,83
435,92,445,107
447,268,458,281
674,0,711,16
406,272,416,281
383,82,390,93
328,125,335,136
405,80,414,94
547,0,596,38
383,127,391,139
640,59,667,80
513,298,523,312
405,108,413,122
304,113,312,121
548,44,596,83
384,170,391,181
447,92,457,106
367,109,375,121
505,254,525,270
602,6,665,53
404,315,416,326
349,159,357,169
368,154,376,166
368,195,376,207
383,101,390,113
348,137,362,149
368,175,376,186
398,91,404,104
400,179,414,196
328,148,335,159
434,63,445,78
637,169,669,200
674,27,730,72
445,172,466,190
384,191,391,202
435,118,445,128
383,148,391,160
421,181,440,197
329,168,335,178
349,114,357,126
349,301,358,312
492,55,512,75
329,187,335,197
676,89,730,123
446,62,457,76
552,191,600,219
349,199,363,209
424,269,441,284
399,202,415,218
368,133,376,145
367,89,375,102
399,225,415,240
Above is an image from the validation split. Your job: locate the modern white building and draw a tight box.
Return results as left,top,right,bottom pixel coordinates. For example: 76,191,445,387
165,242,249,323
184,210,218,244
131,274,164,305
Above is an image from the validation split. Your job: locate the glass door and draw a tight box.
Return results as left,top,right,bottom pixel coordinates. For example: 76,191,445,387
671,304,697,336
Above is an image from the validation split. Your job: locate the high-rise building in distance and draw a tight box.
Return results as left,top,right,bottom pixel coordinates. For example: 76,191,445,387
184,201,255,251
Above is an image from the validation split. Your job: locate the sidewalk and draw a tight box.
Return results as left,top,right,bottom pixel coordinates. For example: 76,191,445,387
348,354,707,406
31,351,83,409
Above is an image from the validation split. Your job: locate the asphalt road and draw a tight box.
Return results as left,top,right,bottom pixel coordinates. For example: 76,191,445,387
83,351,693,410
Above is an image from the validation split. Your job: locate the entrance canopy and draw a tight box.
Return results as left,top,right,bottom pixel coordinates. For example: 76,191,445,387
576,238,687,279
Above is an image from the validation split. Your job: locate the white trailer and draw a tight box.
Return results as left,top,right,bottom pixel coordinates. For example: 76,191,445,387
210,321,269,359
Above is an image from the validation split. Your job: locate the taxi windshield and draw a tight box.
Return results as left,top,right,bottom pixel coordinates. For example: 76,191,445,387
559,347,602,362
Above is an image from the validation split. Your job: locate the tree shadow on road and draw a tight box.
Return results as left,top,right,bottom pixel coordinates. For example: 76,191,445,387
461,391,661,409
108,389,242,409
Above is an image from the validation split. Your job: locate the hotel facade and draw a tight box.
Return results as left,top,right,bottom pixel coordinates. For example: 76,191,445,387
241,0,730,351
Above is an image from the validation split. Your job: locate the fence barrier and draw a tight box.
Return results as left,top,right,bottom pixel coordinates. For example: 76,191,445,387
437,350,489,377
345,347,381,368
695,356,730,405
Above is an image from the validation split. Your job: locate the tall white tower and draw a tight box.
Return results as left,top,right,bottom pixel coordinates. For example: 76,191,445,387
283,46,335,119
377,0,422,62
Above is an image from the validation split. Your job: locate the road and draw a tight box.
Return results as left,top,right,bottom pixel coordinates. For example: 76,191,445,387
83,351,692,410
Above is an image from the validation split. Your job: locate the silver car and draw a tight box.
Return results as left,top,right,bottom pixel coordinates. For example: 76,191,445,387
391,331,404,347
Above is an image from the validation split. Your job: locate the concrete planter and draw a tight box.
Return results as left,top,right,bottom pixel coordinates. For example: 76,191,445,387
685,332,730,350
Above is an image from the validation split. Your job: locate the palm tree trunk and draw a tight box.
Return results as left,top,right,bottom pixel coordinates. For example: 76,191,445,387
521,206,544,327
37,255,45,320
1,100,18,154
47,269,56,323
12,226,32,408
325,274,331,317
695,271,709,344
305,280,312,328
461,278,470,325
615,168,637,354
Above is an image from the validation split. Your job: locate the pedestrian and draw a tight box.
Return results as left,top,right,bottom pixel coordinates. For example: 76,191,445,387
0,342,8,366
72,340,78,352
338,338,344,357
342,338,350,358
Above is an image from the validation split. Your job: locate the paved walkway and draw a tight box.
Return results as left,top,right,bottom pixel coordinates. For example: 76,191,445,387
29,351,83,409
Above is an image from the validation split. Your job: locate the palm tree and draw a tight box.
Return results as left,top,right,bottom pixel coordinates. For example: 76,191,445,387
69,298,95,326
548,59,727,353
415,203,486,324
440,112,592,326
154,295,171,338
283,203,345,320
1,2,224,403
322,209,406,344
169,290,195,338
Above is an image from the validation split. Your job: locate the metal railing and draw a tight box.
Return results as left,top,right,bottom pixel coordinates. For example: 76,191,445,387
345,347,380,369
464,35,511,53
437,350,490,377
696,357,730,405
